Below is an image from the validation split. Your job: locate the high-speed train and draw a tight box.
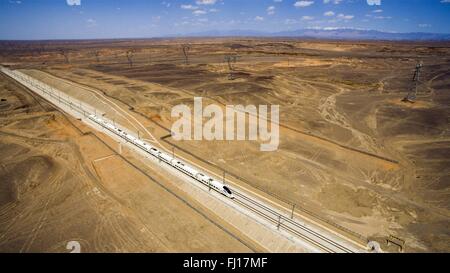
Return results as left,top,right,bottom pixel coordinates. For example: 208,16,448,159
88,114,234,199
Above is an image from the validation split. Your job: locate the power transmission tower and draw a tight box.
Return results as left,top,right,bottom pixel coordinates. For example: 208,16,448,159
182,44,191,65
402,61,423,103
60,50,70,64
126,49,135,67
147,48,152,64
94,50,101,63
224,55,239,80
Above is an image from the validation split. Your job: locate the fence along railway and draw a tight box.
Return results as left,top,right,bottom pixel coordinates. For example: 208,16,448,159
0,66,365,253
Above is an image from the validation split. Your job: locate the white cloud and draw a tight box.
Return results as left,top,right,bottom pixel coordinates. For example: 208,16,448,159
193,10,207,15
181,4,198,10
294,1,314,8
367,0,381,6
180,4,217,16
66,0,81,6
196,0,217,5
254,16,264,21
162,1,171,8
324,11,335,16
267,6,276,15
323,0,342,4
284,19,298,25
337,13,354,20
301,16,314,21
86,18,96,27
374,15,391,20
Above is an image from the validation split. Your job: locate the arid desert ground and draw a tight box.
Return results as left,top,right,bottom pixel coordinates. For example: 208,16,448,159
0,38,449,252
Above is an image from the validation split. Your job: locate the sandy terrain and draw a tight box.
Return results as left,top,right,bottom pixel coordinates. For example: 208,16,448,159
1,38,449,252
0,72,256,253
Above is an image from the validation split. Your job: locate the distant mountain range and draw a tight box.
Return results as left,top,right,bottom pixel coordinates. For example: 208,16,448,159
173,28,450,41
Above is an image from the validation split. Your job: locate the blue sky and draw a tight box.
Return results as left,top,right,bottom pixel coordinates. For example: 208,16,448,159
0,0,449,40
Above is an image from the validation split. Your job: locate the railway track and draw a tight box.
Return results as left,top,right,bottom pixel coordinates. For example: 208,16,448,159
233,192,354,253
1,67,362,253
233,198,334,253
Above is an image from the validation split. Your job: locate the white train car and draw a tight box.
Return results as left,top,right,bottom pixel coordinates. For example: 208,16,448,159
158,152,173,164
87,114,234,199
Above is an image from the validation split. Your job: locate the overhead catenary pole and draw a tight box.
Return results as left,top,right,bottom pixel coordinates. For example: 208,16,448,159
291,204,296,219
